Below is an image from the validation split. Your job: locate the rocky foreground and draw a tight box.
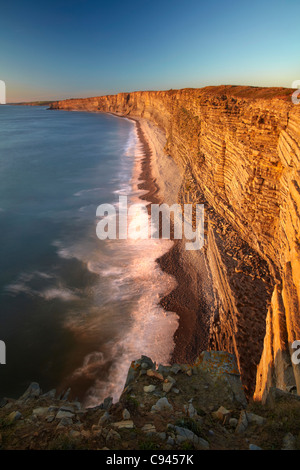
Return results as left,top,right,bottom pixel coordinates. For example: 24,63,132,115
1,351,300,450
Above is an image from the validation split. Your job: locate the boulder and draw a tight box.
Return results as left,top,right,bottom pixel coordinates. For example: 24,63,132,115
19,382,41,401
282,433,296,450
122,408,130,420
151,397,173,413
173,425,209,450
144,385,156,393
163,382,173,393
147,369,164,381
249,444,263,450
212,406,231,422
113,420,135,429
6,411,22,424
32,407,49,417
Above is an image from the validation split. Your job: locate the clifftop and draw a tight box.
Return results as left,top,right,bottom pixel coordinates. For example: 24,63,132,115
2,351,300,450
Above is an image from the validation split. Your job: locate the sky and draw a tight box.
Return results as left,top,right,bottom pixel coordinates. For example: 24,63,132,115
0,0,299,102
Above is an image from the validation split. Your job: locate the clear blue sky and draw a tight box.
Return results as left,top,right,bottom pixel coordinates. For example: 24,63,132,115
1,0,299,102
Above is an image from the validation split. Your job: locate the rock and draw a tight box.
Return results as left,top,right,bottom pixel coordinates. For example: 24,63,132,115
229,417,238,428
106,429,121,446
98,412,111,426
101,396,113,411
174,426,209,450
19,382,41,401
265,388,300,408
151,397,173,413
246,412,266,426
212,406,231,422
55,410,75,420
170,364,181,375
57,417,73,428
235,410,265,433
173,388,180,394
235,411,248,433
147,369,164,381
122,408,130,420
72,401,82,411
48,406,59,413
124,361,141,387
142,423,156,434
282,433,296,450
41,389,56,399
158,365,171,375
61,388,71,401
144,385,156,393
183,403,197,418
46,415,55,423
0,398,8,408
158,432,166,440
6,411,22,424
166,436,175,446
166,375,176,384
163,382,173,393
140,356,155,369
113,420,135,429
286,385,297,393
32,407,49,417
186,369,192,377
3,402,13,411
58,405,75,413
249,444,263,450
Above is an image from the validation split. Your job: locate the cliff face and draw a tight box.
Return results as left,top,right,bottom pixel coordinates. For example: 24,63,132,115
50,86,300,401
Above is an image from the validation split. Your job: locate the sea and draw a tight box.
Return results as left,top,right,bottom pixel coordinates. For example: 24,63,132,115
0,105,178,406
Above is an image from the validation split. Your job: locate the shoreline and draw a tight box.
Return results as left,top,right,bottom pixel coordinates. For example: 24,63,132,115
46,108,210,365
127,116,210,364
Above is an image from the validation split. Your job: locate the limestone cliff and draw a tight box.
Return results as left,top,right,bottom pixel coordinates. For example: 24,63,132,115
50,86,300,401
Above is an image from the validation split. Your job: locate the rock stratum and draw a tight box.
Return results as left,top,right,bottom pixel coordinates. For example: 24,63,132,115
50,85,300,403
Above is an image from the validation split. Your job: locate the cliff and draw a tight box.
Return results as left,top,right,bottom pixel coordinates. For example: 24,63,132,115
50,85,300,402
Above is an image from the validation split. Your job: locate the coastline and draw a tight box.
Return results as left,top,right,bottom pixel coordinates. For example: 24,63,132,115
46,108,211,366
127,116,211,364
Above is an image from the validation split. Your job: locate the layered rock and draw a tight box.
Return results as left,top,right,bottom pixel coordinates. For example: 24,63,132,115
50,86,300,400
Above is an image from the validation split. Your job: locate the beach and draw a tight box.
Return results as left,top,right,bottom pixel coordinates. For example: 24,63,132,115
127,116,212,364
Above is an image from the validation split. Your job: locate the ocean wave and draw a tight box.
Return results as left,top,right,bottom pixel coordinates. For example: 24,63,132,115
41,287,79,301
73,187,104,197
4,270,78,303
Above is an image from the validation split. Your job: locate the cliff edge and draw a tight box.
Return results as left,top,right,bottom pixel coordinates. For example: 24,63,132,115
2,352,300,450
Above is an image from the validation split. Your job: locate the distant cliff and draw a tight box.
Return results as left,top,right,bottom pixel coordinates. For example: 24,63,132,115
50,86,300,402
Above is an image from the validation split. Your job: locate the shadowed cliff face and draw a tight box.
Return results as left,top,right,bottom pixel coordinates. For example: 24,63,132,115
50,86,300,400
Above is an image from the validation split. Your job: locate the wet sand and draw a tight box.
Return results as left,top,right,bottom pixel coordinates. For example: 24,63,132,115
128,117,210,364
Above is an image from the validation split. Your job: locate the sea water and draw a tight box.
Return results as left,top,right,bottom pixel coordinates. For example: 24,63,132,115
0,105,178,405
